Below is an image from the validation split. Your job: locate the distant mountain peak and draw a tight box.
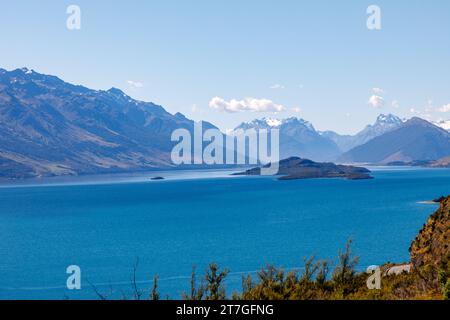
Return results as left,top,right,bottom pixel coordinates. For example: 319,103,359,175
174,112,188,120
408,116,429,123
283,116,313,126
340,116,450,164
360,113,403,135
9,67,35,76
405,117,448,133
264,118,282,127
20,67,33,74
107,87,127,96
376,113,403,125
407,117,437,127
232,116,339,162
323,114,405,153
235,117,314,131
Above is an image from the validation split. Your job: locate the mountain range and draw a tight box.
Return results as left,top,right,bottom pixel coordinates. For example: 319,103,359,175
233,117,341,161
1,67,450,178
339,117,450,163
320,114,405,152
0,67,216,178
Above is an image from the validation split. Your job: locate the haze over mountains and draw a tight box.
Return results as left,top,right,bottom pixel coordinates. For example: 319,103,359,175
233,117,341,161
320,114,405,152
0,68,450,178
339,117,450,163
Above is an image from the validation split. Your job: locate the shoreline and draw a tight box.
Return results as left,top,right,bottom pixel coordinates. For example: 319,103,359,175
0,168,249,189
1,166,449,189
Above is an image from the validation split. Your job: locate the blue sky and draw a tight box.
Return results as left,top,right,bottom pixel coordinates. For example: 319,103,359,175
1,0,449,134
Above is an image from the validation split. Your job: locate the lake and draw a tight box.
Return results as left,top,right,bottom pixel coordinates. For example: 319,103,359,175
0,167,448,299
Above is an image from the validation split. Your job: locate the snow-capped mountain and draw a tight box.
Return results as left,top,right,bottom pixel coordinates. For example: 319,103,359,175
233,117,341,162
235,117,315,131
359,113,404,137
340,117,450,163
2,67,449,177
321,114,404,152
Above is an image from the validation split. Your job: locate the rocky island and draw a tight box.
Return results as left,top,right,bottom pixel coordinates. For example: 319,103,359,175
233,157,373,180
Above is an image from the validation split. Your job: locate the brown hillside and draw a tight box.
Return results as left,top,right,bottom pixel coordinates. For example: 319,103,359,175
410,196,450,270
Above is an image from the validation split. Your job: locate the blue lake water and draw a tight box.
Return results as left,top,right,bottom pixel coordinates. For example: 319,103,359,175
0,167,448,300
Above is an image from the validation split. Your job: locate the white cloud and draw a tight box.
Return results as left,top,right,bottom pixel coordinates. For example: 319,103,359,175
391,100,400,108
192,104,199,113
270,84,285,90
372,87,384,95
368,95,385,108
209,97,286,113
292,107,301,113
438,104,450,113
127,80,144,88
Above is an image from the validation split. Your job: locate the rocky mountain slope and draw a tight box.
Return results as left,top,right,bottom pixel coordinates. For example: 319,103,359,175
321,114,404,152
1,67,450,178
0,68,216,178
233,118,341,162
410,196,450,270
339,117,450,163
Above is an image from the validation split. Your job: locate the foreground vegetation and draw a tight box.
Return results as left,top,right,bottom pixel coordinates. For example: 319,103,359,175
144,243,448,300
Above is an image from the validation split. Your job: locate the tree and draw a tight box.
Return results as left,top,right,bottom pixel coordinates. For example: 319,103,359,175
204,263,229,300
131,258,143,300
182,266,205,300
150,275,159,301
331,240,360,297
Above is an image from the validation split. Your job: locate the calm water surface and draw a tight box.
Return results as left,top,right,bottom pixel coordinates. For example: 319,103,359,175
0,167,448,299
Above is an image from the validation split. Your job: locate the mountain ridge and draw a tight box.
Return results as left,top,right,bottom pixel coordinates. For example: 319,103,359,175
340,117,450,163
233,117,341,162
1,67,450,178
321,114,404,152
0,67,216,178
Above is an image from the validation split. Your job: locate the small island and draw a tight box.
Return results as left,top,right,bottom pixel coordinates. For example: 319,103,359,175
151,176,165,180
233,157,373,181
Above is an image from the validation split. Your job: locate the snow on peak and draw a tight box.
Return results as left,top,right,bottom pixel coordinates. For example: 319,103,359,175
20,67,33,74
283,117,315,131
376,114,402,125
265,118,282,127
435,120,450,130
235,117,315,132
